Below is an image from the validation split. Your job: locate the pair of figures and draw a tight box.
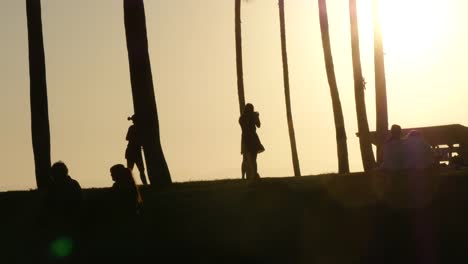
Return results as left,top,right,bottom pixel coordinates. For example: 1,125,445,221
239,103,265,180
380,124,435,171
127,106,265,183
45,161,142,217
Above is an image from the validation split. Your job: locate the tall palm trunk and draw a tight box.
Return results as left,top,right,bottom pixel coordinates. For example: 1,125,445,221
373,0,388,164
235,0,246,114
318,0,349,174
124,0,172,186
349,0,375,171
278,0,301,177
26,0,51,190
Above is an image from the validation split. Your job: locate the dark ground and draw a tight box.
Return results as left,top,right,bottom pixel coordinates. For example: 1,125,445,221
2,170,468,263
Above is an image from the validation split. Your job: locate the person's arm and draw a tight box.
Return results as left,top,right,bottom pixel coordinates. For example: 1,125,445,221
126,126,132,141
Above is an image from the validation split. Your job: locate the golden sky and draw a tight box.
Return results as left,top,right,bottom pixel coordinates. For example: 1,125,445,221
1,0,467,191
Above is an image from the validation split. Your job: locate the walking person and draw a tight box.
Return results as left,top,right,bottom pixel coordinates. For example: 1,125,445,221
45,161,82,217
42,161,82,260
125,114,148,185
110,164,143,217
239,103,265,181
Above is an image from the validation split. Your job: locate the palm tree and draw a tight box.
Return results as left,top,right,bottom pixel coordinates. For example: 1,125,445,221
235,0,246,114
278,0,301,177
123,0,172,186
349,0,375,171
26,0,51,191
318,0,349,174
373,0,388,164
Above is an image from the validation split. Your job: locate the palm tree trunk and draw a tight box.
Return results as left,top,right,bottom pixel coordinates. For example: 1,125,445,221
235,0,246,114
349,0,375,171
373,0,388,164
26,0,51,191
278,0,301,177
124,0,172,186
318,0,350,174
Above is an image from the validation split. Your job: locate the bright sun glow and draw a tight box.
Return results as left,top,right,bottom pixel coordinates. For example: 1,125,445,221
378,0,452,61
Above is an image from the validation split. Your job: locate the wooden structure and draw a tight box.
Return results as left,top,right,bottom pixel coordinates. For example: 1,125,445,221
359,124,468,163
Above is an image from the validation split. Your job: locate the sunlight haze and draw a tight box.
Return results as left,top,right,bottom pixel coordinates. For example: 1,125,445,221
1,0,467,191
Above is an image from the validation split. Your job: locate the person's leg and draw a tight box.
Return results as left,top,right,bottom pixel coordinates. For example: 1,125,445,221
135,156,147,185
252,152,259,179
245,152,255,180
241,155,247,180
127,159,135,171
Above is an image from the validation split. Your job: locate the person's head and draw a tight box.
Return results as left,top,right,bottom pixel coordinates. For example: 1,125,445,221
110,164,142,203
243,103,254,115
390,124,402,140
110,164,126,182
110,164,135,185
51,161,68,181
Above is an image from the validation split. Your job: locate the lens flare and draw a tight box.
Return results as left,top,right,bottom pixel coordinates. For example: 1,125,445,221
50,237,73,258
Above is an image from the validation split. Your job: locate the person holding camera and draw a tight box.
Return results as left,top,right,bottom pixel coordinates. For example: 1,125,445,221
239,103,265,181
125,114,148,185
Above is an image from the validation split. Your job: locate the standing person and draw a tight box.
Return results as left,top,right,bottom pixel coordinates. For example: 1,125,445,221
239,103,265,180
125,114,148,185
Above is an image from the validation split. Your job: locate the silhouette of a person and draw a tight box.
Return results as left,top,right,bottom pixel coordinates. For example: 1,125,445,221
404,130,435,169
45,161,82,217
239,103,265,180
380,124,406,171
125,114,148,185
41,162,82,260
110,164,143,217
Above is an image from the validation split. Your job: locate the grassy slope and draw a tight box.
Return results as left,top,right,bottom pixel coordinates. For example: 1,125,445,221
2,170,468,263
